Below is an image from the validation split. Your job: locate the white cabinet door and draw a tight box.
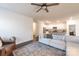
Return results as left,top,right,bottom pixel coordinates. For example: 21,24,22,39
39,38,66,50
50,39,65,50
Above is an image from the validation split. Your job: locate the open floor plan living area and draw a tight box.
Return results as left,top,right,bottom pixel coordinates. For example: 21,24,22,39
0,3,79,56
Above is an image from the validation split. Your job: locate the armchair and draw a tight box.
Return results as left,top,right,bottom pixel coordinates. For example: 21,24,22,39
0,37,16,56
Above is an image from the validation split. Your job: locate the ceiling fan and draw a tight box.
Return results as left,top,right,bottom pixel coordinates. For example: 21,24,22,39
31,3,59,12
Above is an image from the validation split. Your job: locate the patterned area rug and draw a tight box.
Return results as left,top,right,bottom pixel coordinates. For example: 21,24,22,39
13,42,66,56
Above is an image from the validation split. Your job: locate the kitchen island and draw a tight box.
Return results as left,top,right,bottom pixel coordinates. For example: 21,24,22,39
39,35,79,56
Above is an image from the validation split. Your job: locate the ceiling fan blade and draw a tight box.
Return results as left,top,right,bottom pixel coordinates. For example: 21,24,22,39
36,7,42,12
45,7,49,12
47,3,59,7
45,9,48,12
31,3,42,6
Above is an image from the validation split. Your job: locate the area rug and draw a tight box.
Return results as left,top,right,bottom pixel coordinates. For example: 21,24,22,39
13,42,66,56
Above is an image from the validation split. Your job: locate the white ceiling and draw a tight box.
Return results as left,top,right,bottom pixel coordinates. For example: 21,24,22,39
0,3,38,17
0,3,79,22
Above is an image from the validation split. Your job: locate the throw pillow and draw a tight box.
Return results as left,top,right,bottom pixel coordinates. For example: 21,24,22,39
0,40,2,47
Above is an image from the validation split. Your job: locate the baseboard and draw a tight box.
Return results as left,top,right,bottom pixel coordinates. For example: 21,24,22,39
16,40,33,49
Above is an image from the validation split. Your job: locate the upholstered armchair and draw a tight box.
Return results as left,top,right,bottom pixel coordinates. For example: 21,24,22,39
0,37,16,56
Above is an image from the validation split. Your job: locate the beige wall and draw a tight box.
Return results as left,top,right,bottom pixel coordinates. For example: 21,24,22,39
33,22,36,35
0,8,33,44
66,15,79,36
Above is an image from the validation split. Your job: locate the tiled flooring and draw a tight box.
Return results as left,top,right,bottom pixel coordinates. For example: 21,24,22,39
13,42,66,56
66,42,79,56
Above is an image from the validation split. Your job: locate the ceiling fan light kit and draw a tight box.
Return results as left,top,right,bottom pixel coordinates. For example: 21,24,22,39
31,3,59,12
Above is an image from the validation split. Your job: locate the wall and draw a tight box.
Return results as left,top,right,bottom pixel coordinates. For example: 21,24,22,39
66,17,76,35
72,16,79,36
66,16,79,36
43,23,66,30
33,20,40,36
38,21,44,38
0,8,33,44
38,21,66,38
33,22,36,35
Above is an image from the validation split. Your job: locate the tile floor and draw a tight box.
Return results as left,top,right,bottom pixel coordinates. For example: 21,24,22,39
66,42,79,56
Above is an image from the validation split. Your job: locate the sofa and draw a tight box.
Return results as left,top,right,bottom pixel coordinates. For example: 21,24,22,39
0,37,16,56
